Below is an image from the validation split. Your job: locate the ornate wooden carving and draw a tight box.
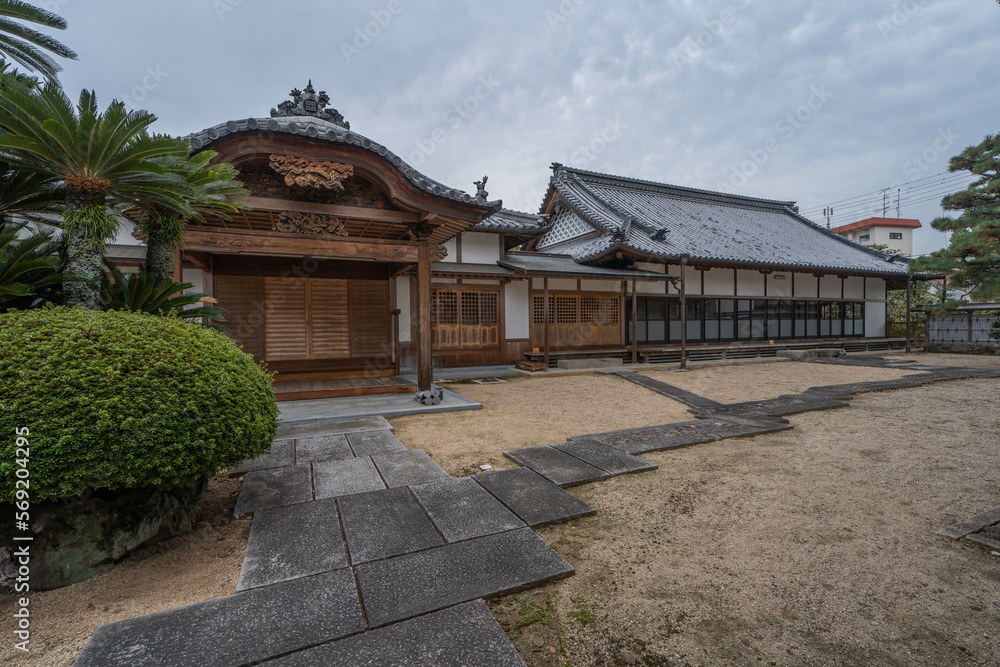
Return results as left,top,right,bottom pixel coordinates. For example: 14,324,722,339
429,244,448,263
354,244,410,261
193,233,267,250
269,155,354,191
239,163,397,210
274,211,348,236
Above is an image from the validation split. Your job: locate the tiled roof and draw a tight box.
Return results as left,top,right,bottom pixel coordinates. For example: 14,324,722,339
831,217,922,234
186,117,502,214
430,262,515,277
542,165,910,277
500,252,674,281
471,209,550,235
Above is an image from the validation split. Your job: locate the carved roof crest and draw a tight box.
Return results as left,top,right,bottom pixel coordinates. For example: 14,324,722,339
270,80,350,128
269,155,354,192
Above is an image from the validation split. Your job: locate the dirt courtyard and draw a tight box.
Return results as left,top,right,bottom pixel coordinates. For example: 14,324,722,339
486,370,1000,666
3,353,998,666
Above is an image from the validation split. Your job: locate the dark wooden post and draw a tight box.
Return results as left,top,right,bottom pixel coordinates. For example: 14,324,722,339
680,256,688,369
417,244,432,390
904,273,912,354
543,277,550,370
631,280,638,364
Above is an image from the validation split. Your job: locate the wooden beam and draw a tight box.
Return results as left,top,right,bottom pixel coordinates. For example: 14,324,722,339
184,227,420,263
905,273,912,354
631,280,638,364
680,256,689,370
417,244,433,391
543,278,550,370
229,195,422,224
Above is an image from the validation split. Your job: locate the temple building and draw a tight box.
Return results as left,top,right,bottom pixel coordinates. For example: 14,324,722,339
109,83,914,400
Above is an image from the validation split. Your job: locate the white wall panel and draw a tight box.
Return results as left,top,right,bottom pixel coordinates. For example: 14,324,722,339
844,276,865,299
736,270,765,296
396,276,411,342
461,232,500,264
766,273,793,297
704,268,735,296
820,275,842,299
505,280,530,339
795,273,818,298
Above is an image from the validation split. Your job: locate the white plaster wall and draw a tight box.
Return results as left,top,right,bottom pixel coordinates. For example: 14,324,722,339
820,275,842,299
865,278,886,301
736,270,765,296
396,276,411,342
795,273,819,298
634,262,665,274
766,273,793,297
442,238,457,263
505,280,530,339
111,217,143,247
866,301,886,338
461,232,500,264
666,265,681,294
704,268,735,296
683,267,702,295
844,276,865,299
581,279,622,292
182,268,207,293
637,281,667,294
462,279,497,285
435,277,458,285
545,278,578,291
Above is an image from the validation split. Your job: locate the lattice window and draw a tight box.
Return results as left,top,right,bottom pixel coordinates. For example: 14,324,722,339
433,291,458,325
555,296,578,323
480,292,499,325
532,295,555,324
460,292,479,325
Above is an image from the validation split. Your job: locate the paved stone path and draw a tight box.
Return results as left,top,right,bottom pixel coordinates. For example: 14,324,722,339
74,357,1000,665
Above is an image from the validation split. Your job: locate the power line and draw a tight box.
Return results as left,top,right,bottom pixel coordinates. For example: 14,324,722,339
801,173,972,218
800,170,960,214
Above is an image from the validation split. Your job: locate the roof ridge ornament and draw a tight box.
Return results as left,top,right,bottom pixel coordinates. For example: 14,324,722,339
270,80,350,129
474,175,489,201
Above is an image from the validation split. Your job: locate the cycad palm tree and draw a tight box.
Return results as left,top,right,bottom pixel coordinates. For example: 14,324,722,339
0,0,76,83
0,220,68,311
0,162,62,225
0,84,194,308
140,150,248,285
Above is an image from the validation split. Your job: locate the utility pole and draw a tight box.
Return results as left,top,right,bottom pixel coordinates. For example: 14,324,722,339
882,188,888,216
896,188,901,218
823,206,834,230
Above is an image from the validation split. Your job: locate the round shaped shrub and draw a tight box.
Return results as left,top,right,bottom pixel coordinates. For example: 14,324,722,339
0,307,278,502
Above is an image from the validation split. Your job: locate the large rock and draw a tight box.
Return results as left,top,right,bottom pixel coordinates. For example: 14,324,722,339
0,479,207,591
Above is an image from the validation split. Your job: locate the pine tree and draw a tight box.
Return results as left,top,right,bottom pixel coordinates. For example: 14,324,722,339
910,134,1000,305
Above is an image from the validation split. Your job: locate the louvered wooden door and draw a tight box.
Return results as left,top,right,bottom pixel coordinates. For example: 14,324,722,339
432,289,499,350
214,274,387,364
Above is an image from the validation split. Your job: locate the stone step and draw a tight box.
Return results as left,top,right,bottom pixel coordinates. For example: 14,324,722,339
575,418,793,455
338,486,445,565
294,433,354,464
410,477,525,543
613,372,725,411
233,465,313,516
73,569,364,667
371,450,451,487
275,415,393,441
313,456,387,500
346,429,408,457
259,601,525,666
355,528,574,628
230,439,295,476
552,440,658,477
237,499,348,592
504,445,608,487
473,467,596,527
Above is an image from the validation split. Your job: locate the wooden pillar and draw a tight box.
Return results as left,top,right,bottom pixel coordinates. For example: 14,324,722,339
174,249,183,283
904,273,912,354
543,278,550,370
631,280,638,364
680,256,689,369
417,244,432,390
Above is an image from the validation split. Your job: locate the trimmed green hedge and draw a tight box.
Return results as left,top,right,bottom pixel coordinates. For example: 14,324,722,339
0,308,278,502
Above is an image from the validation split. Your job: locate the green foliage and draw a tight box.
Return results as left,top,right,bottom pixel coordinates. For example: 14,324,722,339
910,134,1000,307
0,1,77,83
0,307,277,502
885,281,945,322
0,220,71,311
507,596,556,635
0,161,62,223
100,260,227,327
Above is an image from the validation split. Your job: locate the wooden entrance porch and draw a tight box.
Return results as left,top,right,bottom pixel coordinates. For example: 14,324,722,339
272,375,415,402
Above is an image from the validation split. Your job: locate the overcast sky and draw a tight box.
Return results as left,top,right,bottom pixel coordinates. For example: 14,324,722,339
45,0,1000,256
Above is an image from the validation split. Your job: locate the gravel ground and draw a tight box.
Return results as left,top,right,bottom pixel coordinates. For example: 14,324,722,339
639,360,922,404
491,375,1000,666
391,374,694,476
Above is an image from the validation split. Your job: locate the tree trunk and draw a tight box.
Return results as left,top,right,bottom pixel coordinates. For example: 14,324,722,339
146,236,176,285
63,225,105,310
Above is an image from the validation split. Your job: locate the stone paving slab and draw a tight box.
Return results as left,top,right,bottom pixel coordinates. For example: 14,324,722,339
73,569,364,667
230,439,295,476
938,507,1000,540
504,445,608,487
233,465,313,516
356,528,574,628
965,532,1000,551
276,415,393,440
372,450,451,487
295,434,354,464
574,418,792,455
613,371,725,411
705,394,848,419
552,440,658,477
261,600,525,666
237,499,347,592
314,457,387,499
346,429,408,457
338,486,445,565
410,477,525,543
474,467,596,527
